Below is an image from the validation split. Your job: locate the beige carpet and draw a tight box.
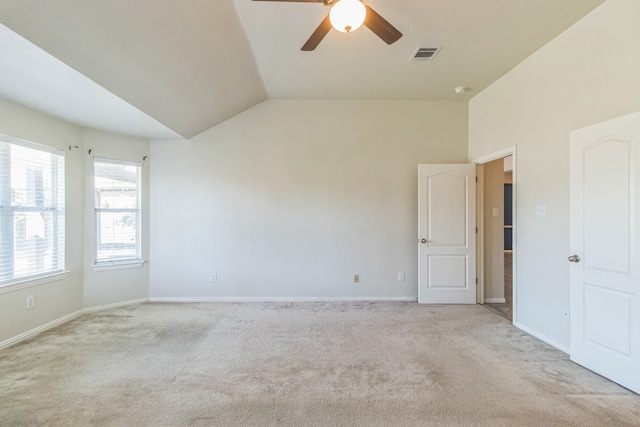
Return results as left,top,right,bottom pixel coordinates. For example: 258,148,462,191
0,302,638,426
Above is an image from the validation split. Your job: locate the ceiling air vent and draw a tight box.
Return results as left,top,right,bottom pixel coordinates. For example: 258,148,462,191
410,47,440,62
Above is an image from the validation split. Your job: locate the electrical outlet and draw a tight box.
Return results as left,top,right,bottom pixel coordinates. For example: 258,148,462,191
536,204,547,217
398,272,405,282
353,274,359,283
26,296,35,309
209,273,217,282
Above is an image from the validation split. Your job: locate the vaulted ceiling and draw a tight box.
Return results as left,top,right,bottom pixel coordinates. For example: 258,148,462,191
0,0,606,139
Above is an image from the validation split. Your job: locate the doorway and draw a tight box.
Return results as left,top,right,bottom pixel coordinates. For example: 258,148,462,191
473,147,517,323
483,157,513,321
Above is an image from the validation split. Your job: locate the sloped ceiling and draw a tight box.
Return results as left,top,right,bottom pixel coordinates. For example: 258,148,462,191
0,0,605,139
0,0,267,139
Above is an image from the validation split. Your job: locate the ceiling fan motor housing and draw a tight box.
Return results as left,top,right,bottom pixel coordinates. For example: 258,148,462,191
252,0,402,51
329,0,367,33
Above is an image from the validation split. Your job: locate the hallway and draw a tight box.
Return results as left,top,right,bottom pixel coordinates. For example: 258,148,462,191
485,252,512,321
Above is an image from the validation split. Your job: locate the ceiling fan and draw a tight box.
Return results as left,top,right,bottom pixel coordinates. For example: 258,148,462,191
252,0,402,51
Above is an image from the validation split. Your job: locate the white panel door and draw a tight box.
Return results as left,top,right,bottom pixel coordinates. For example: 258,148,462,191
570,111,640,394
418,164,476,304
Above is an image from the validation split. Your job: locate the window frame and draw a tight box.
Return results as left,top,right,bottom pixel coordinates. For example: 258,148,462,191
0,134,66,288
93,157,142,267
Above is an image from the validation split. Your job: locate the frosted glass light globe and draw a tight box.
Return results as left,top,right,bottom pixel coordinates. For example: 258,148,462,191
329,0,366,33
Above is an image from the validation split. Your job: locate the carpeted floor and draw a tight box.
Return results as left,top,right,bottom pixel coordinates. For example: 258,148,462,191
1,302,638,426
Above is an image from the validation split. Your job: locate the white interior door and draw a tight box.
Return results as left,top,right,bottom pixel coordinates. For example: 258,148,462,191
418,164,476,304
569,111,640,394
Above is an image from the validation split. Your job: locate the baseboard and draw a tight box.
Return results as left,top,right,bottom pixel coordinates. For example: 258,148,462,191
0,309,83,350
150,296,418,303
484,298,506,304
83,298,149,314
514,321,570,354
0,298,149,350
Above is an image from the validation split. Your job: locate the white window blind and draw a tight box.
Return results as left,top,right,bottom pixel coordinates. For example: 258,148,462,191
94,158,141,263
0,136,65,286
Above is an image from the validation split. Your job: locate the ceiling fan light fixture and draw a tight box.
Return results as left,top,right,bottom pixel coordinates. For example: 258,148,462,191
329,0,366,33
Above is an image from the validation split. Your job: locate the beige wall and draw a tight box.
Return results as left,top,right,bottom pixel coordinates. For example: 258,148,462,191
483,158,504,302
150,99,468,299
0,99,152,345
0,97,84,343
469,0,640,349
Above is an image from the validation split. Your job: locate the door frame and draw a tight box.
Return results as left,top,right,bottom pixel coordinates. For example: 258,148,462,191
472,146,517,323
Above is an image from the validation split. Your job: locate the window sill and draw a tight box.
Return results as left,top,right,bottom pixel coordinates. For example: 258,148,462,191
92,260,147,272
0,271,70,294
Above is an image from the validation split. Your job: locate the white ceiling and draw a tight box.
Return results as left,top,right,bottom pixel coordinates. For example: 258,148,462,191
236,0,605,100
0,0,606,139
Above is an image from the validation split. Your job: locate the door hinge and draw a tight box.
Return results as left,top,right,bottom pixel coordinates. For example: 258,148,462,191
475,227,478,233
475,278,478,284
475,176,478,183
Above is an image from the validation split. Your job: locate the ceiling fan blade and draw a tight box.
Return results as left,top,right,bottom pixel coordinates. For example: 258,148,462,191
301,14,332,51
364,6,402,45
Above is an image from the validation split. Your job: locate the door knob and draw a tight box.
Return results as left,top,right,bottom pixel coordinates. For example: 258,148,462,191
420,238,428,244
568,255,581,263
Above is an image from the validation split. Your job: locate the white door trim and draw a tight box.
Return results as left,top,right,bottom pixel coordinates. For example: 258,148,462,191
472,146,517,324
473,146,517,164
476,163,485,304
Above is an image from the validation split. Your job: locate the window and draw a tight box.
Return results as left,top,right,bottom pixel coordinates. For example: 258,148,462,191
0,136,65,286
94,158,141,264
